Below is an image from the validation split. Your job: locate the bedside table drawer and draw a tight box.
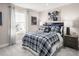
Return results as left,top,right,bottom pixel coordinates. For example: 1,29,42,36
64,35,78,50
64,40,76,46
64,36,77,43
64,41,78,49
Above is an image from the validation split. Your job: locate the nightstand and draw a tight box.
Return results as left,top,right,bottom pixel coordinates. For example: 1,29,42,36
64,35,78,50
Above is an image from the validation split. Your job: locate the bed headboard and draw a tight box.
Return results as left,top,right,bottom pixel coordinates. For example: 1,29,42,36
43,22,64,37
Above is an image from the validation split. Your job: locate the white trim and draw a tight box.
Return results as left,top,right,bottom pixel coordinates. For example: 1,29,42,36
46,21,64,23
0,43,9,48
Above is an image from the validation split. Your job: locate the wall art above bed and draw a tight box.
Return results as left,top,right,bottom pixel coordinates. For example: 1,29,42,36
48,10,61,21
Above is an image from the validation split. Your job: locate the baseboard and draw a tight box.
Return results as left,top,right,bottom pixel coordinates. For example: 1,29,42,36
0,43,9,48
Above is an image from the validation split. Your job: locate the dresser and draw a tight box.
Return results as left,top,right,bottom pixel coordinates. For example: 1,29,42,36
64,35,78,50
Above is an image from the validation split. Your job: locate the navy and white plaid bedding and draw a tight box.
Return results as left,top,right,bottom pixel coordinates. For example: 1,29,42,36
22,32,60,56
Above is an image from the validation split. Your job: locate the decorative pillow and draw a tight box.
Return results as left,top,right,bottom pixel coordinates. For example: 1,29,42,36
51,26,56,32
39,26,45,32
51,26,61,33
44,26,51,33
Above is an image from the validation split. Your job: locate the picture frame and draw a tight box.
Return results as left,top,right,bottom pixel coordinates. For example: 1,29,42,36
48,10,60,21
31,16,37,25
0,12,2,25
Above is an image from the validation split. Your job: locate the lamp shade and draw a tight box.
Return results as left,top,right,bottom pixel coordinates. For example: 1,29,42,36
66,27,70,35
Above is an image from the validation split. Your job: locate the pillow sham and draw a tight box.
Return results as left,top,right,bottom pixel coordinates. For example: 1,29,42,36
39,26,45,32
51,26,61,33
44,26,51,33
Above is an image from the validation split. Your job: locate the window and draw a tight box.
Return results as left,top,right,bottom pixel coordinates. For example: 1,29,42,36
15,11,26,33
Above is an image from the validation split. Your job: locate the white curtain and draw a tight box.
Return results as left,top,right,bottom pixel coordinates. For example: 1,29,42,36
9,5,16,45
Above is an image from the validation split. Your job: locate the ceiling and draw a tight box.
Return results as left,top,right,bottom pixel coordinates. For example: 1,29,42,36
14,3,70,12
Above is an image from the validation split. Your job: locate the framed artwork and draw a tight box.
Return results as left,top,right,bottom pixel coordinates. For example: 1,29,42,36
31,16,37,25
48,10,60,21
0,12,2,25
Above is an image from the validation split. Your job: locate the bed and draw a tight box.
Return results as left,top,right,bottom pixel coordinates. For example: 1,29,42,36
22,22,64,56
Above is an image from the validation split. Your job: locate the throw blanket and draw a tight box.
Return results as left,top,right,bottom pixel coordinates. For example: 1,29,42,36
22,32,59,56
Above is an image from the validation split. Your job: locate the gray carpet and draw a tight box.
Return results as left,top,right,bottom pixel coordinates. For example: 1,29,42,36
0,33,78,56
56,47,79,56
0,39,78,56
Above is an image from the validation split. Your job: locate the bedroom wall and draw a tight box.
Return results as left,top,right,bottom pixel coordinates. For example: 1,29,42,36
27,10,40,32
59,3,79,35
0,3,11,47
39,11,48,26
40,3,79,36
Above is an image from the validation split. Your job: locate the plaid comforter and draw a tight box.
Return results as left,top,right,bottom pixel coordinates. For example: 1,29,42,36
22,32,59,56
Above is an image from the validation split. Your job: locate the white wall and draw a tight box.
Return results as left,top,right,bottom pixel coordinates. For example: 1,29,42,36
39,11,48,26
59,4,79,35
0,3,11,47
40,4,79,35
27,10,40,32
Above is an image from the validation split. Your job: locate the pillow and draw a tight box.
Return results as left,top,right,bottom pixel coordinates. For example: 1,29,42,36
51,26,61,33
44,26,51,33
55,26,61,33
51,26,55,32
39,26,45,32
